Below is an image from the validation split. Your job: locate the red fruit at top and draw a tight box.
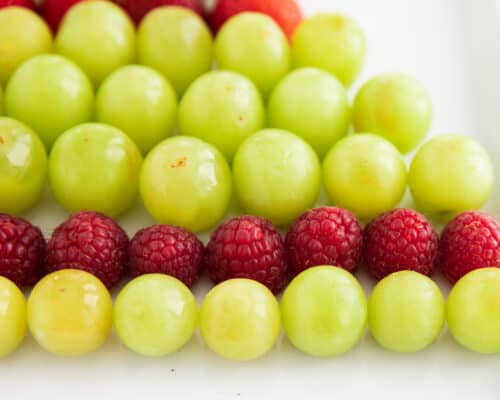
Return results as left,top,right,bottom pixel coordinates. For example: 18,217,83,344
128,224,204,287
114,0,205,25
205,215,287,294
285,207,363,278
46,211,128,289
440,211,500,284
0,214,45,287
210,0,303,39
0,0,35,10
363,208,438,280
41,0,99,32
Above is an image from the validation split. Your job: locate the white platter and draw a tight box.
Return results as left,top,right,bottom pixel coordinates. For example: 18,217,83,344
2,0,500,399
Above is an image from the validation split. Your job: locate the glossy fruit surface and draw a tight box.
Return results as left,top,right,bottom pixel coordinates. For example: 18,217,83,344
368,271,445,352
200,279,281,361
210,0,303,39
5,54,94,148
233,129,321,226
0,7,52,85
447,268,500,354
137,6,212,95
41,0,87,32
0,0,35,10
140,136,232,232
323,134,407,220
55,1,136,85
114,274,198,357
268,67,350,158
49,123,142,217
0,276,27,357
178,70,265,161
28,269,112,356
281,266,367,357
96,65,177,154
353,73,432,153
214,12,290,98
116,0,205,25
0,117,47,214
292,13,366,87
409,134,494,221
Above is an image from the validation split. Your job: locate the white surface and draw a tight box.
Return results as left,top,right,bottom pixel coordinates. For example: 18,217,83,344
3,0,500,399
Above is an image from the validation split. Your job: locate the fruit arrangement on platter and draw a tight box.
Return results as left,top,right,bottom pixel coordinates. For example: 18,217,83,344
0,0,499,361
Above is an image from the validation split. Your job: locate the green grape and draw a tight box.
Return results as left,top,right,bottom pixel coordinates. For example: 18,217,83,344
55,1,135,86
409,134,493,221
214,12,291,98
140,136,232,232
0,86,2,115
96,65,178,154
28,269,112,356
292,13,366,87
0,117,47,214
0,276,27,357
178,70,265,161
353,73,432,153
137,6,213,95
113,274,198,357
232,129,321,226
447,268,500,354
49,123,142,217
4,54,94,149
323,133,407,221
368,271,445,353
199,279,281,361
281,266,367,357
0,7,52,85
268,67,350,158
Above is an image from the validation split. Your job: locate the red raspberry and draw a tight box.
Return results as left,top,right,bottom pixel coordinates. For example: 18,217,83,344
0,0,35,10
40,0,87,32
363,209,438,280
205,216,287,294
128,224,204,287
285,207,363,278
115,0,205,25
46,211,128,289
210,0,303,39
440,211,500,284
0,214,45,286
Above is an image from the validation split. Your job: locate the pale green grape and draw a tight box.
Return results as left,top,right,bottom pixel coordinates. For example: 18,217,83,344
178,70,265,161
292,13,366,87
114,274,198,357
0,117,47,214
323,133,407,221
281,266,367,357
232,129,321,226
368,271,445,352
96,65,178,154
28,269,112,356
447,268,500,354
55,1,136,86
0,276,27,357
140,136,232,232
409,134,494,221
200,279,281,361
353,73,432,153
49,123,142,217
268,67,350,158
214,12,291,98
138,6,213,95
0,7,52,85
4,54,94,148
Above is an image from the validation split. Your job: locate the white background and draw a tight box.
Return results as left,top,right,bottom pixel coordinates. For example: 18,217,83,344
3,0,500,399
